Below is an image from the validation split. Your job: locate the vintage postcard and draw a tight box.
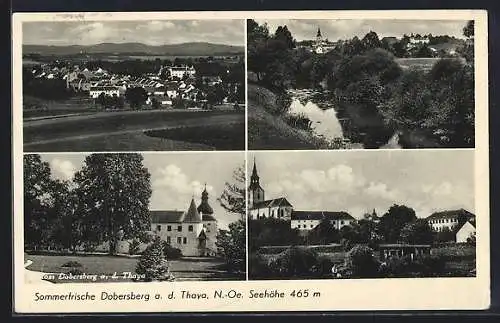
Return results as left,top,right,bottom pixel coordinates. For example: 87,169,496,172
12,10,489,313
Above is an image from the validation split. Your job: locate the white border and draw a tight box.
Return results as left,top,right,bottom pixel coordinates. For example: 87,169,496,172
12,10,489,313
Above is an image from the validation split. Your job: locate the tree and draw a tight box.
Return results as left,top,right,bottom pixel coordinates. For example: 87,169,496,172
216,220,246,272
73,153,152,255
125,86,148,110
460,20,474,64
399,219,434,244
378,205,417,243
217,165,245,219
24,154,57,249
216,164,246,272
135,236,173,281
306,218,340,245
345,245,380,278
362,31,382,50
274,25,295,49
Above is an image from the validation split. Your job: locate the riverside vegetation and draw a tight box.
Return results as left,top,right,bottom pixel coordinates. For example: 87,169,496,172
247,20,475,149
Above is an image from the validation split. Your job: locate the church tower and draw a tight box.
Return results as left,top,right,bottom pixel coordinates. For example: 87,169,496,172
248,158,265,207
316,27,322,42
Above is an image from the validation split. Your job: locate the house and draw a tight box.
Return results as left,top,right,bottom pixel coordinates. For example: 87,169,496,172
248,159,355,232
456,220,476,243
378,244,431,260
150,186,217,256
89,86,120,98
168,66,196,79
426,208,475,232
291,211,354,231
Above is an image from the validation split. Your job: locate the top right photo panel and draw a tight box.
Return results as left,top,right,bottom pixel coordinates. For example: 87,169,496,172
247,19,475,150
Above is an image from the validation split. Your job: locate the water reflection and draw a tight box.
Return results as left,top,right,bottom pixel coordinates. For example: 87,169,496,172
288,99,343,141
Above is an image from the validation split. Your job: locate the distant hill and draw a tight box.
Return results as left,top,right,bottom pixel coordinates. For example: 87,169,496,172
23,42,244,56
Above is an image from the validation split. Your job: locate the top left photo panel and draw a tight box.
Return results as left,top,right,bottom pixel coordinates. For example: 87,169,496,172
18,17,246,152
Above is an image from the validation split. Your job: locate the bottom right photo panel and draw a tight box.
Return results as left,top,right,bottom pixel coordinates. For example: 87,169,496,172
247,150,476,280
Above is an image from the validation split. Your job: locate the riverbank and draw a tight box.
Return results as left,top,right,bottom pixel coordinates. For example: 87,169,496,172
248,84,348,150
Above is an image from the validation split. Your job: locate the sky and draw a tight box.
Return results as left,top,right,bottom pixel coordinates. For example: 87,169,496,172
255,19,468,42
39,152,245,229
22,20,245,46
249,150,474,220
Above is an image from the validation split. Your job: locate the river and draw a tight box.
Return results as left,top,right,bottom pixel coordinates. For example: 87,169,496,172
287,89,402,149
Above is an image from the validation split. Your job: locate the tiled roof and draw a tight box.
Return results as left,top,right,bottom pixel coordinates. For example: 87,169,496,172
150,210,184,223
426,208,475,220
251,197,293,210
291,211,354,221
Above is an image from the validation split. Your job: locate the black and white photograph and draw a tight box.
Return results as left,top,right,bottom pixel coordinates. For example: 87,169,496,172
247,19,475,150
23,152,246,283
248,150,476,280
22,20,245,152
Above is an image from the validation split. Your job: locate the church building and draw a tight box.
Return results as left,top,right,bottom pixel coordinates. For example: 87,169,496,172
248,160,355,231
150,185,217,257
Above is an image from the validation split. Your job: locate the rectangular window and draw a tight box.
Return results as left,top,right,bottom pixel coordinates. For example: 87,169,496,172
177,237,182,244
183,237,187,244
166,236,171,244
167,225,172,231
178,225,182,232
188,225,193,232
156,225,161,231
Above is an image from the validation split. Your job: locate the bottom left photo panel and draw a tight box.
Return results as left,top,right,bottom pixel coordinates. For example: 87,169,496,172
22,151,246,284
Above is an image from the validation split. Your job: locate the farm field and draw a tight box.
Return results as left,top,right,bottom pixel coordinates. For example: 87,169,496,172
24,109,245,151
25,254,244,282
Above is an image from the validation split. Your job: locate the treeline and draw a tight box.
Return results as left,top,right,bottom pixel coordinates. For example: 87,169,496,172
249,205,475,254
247,20,475,148
24,154,152,254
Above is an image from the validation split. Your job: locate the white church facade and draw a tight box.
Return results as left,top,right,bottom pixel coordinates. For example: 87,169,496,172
150,186,217,257
248,160,356,231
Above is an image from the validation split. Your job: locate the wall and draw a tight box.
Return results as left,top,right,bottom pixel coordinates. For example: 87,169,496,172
456,222,476,243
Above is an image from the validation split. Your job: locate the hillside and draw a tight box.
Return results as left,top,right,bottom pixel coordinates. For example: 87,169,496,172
248,84,330,150
23,42,244,56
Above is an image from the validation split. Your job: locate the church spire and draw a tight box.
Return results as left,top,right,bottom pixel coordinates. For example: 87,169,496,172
250,157,260,185
197,183,214,215
317,27,322,38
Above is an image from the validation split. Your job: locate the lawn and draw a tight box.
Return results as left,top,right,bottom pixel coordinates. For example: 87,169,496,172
395,57,441,71
25,254,244,283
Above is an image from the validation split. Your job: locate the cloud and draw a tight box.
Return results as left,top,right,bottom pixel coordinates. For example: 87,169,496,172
153,164,215,197
50,158,76,181
365,182,399,201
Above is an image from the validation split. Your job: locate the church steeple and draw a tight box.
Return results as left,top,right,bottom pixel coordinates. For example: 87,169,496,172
316,27,322,38
250,157,260,187
249,158,265,206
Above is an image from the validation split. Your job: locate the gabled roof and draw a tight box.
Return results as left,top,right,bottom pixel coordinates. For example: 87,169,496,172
150,210,184,223
251,197,293,210
291,211,354,221
426,208,475,220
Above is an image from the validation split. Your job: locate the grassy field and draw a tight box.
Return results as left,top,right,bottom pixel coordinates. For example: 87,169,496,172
145,122,244,150
395,57,441,71
25,254,244,282
24,109,245,151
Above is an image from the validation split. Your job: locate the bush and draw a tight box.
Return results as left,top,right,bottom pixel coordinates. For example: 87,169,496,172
161,241,183,260
345,244,380,278
271,246,319,278
135,237,174,282
61,261,83,268
67,267,84,275
129,239,141,255
383,254,446,278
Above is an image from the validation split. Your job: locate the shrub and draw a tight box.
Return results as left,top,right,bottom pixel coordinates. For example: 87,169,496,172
61,261,83,268
67,267,84,275
345,244,380,278
272,246,319,278
129,239,141,255
135,237,174,282
161,242,183,260
383,254,446,277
